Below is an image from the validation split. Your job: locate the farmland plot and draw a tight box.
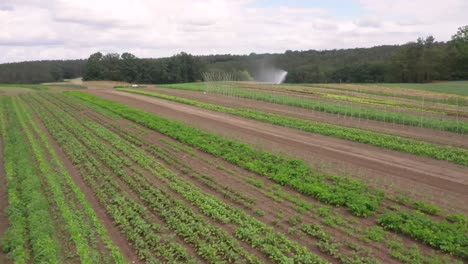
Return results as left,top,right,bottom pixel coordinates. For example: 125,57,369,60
0,83,466,264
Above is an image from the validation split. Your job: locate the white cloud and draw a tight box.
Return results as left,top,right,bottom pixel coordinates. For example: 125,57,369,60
0,0,466,63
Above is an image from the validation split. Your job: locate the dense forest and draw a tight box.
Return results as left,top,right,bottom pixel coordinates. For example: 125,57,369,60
0,25,466,84
0,60,85,84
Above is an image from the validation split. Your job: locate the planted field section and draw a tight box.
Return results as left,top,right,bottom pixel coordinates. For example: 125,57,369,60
293,83,468,106
42,92,464,264
68,91,468,260
0,96,124,263
70,91,385,217
118,88,468,166
377,81,468,96
223,82,466,117
26,92,331,263
280,87,467,118
158,83,468,134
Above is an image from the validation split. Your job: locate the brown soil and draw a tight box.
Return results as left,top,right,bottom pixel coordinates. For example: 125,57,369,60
87,89,468,214
31,111,140,263
0,139,11,264
146,87,468,148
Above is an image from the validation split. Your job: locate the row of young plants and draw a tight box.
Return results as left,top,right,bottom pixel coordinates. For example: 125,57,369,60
48,92,328,263
0,84,48,90
0,97,60,263
285,88,465,117
301,223,378,264
118,88,468,165
29,93,265,263
290,83,468,107
23,94,195,263
68,91,468,260
13,97,126,263
222,82,460,116
158,83,468,133
377,210,468,259
70,91,384,217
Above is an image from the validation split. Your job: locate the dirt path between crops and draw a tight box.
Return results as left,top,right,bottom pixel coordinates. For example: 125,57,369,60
146,87,468,148
0,139,12,264
32,113,139,263
88,89,468,202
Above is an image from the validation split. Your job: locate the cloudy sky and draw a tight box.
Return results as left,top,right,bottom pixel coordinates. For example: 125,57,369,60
0,0,466,63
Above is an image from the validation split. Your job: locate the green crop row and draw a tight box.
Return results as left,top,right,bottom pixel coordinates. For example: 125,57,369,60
24,93,195,263
50,92,260,211
70,91,384,217
48,92,327,263
286,88,466,117
29,93,261,263
13,97,113,263
0,97,60,263
118,88,468,166
0,84,48,90
377,210,467,258
289,83,468,106
15,97,126,263
158,83,468,133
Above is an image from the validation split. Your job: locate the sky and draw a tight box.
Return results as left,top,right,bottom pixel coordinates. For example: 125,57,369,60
0,0,467,63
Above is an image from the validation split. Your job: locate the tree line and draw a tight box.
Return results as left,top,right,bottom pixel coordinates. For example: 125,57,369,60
0,25,466,84
0,60,85,84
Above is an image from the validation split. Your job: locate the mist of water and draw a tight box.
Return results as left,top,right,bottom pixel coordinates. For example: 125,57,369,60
255,68,288,84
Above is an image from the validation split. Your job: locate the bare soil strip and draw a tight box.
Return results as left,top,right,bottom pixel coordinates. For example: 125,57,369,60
148,87,468,148
87,90,468,212
0,139,11,264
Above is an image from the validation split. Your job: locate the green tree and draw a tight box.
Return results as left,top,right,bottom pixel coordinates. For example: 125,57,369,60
83,52,104,80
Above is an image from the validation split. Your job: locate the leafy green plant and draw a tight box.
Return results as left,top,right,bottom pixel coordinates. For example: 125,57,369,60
378,210,467,258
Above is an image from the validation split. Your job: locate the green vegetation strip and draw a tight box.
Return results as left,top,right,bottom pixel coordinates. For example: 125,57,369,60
378,210,468,259
70,91,383,217
159,83,468,133
292,84,468,106
0,97,59,263
15,97,125,263
0,84,48,90
25,93,195,263
286,88,464,116
118,88,468,166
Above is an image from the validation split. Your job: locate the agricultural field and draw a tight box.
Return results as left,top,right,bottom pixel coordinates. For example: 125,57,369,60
0,81,467,264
